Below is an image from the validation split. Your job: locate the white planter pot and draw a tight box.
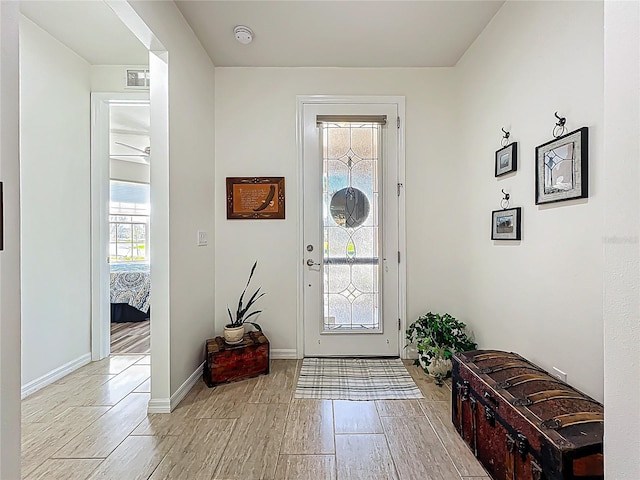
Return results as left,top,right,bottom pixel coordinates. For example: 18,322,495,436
223,324,245,344
419,356,452,378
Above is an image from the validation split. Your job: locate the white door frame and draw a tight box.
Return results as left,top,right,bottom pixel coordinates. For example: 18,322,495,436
0,2,22,476
90,92,149,361
296,95,407,358
105,0,173,411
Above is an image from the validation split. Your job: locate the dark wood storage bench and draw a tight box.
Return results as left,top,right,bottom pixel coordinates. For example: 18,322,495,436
452,350,603,480
203,332,270,387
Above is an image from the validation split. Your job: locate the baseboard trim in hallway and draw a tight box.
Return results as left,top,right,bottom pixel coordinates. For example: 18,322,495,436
170,361,205,411
271,348,298,359
147,398,171,414
21,353,91,399
147,361,205,414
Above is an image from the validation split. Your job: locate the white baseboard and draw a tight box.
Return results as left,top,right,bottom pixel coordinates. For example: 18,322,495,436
21,353,91,399
170,361,204,411
147,362,203,414
147,398,171,414
271,348,298,359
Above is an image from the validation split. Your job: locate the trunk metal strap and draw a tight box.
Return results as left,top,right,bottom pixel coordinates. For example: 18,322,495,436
527,389,601,405
513,389,600,407
541,412,604,430
480,361,545,375
471,352,520,362
495,373,566,390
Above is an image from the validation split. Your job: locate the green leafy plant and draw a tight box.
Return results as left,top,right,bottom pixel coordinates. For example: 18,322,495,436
226,261,265,331
405,312,477,378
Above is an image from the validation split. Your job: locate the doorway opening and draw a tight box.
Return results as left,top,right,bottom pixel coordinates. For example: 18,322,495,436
91,94,150,359
108,103,151,353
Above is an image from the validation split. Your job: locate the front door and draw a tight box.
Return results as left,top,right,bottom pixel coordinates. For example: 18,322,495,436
302,102,400,356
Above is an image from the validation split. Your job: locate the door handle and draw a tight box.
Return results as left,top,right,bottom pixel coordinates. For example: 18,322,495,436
306,259,320,267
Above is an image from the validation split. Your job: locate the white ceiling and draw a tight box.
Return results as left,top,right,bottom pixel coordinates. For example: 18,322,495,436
110,104,150,163
20,1,504,68
20,1,148,65
175,0,504,67
111,104,150,136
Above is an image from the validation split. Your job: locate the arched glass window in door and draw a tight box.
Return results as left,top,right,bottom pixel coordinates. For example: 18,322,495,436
320,120,383,332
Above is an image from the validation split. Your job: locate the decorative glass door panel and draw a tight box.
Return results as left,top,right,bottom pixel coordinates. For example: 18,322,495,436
322,122,381,332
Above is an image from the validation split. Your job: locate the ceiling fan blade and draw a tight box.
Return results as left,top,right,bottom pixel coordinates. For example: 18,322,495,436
115,141,150,156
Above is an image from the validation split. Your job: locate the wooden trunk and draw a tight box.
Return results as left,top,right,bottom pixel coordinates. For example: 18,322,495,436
452,350,603,480
203,331,270,387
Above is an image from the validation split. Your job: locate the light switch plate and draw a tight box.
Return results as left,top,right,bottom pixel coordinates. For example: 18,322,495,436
197,230,208,246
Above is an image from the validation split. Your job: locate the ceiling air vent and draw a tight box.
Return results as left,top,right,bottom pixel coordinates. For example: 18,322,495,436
125,68,150,89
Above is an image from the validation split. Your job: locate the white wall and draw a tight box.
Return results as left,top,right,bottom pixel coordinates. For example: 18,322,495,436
0,2,21,477
603,1,640,477
214,68,461,353
92,64,152,187
91,64,149,93
455,1,604,400
20,16,92,386
128,1,216,396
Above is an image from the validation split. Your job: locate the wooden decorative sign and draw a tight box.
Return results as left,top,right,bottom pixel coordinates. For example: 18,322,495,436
226,177,285,219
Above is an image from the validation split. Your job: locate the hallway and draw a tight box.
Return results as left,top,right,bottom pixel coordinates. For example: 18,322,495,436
21,356,487,479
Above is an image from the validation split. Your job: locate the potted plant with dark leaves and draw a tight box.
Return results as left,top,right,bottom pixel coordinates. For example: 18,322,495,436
405,312,477,385
224,261,265,344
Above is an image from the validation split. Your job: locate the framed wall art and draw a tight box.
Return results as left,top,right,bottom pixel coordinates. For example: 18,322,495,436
535,127,588,205
491,207,521,241
495,142,517,177
226,177,285,219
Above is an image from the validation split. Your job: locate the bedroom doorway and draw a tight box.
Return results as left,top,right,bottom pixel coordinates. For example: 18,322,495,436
91,93,150,359
108,105,151,353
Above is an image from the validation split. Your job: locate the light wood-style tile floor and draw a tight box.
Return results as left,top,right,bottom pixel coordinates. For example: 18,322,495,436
21,356,489,480
110,321,150,354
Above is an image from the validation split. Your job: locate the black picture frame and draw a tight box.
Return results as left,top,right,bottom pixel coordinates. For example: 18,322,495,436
535,127,588,205
491,207,521,241
495,142,517,177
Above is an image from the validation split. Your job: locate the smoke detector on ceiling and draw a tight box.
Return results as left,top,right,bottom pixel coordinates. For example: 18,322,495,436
234,25,254,45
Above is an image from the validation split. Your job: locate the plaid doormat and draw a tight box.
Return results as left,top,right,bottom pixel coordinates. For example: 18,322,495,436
294,357,423,400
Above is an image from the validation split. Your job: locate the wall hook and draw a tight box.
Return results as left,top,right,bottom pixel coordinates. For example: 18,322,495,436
501,189,510,209
501,127,510,147
553,112,567,138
